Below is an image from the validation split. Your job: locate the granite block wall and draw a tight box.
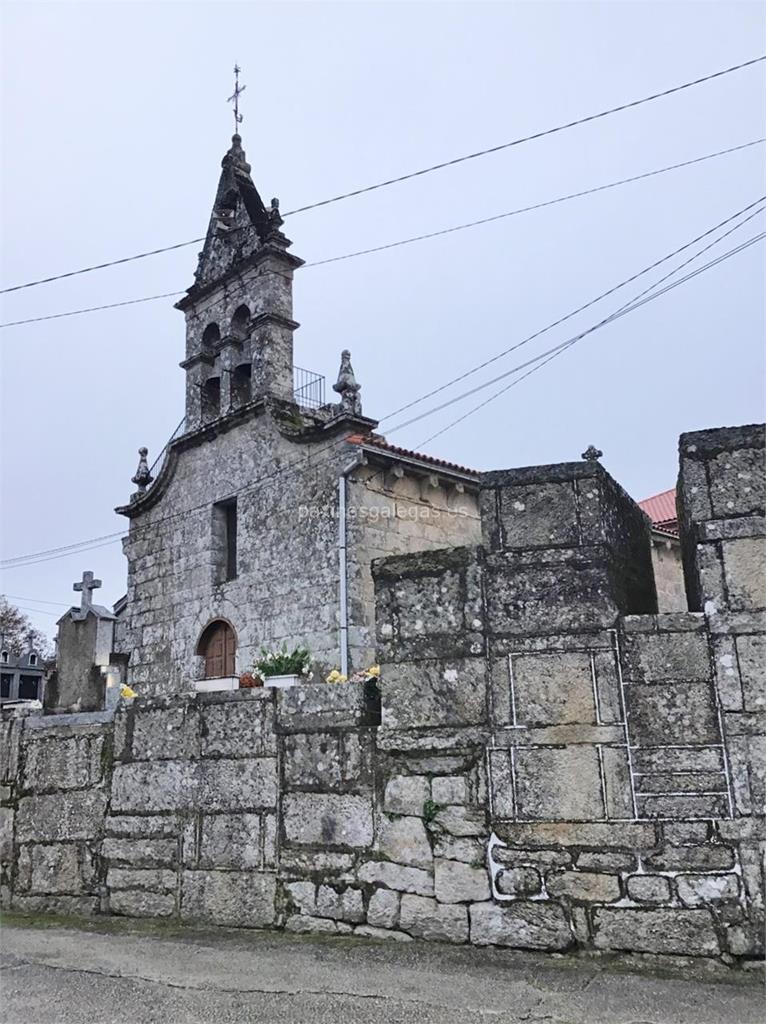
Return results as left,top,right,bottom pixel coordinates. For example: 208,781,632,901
1,424,763,962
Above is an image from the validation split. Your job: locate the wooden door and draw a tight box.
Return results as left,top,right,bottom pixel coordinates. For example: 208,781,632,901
203,621,235,678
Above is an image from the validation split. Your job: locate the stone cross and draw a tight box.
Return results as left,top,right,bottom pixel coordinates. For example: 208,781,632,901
73,571,102,614
581,445,603,462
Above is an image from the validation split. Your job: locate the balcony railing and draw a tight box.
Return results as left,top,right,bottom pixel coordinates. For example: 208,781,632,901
146,367,326,488
293,366,326,410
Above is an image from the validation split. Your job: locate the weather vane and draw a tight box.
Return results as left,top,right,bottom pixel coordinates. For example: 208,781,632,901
228,64,246,132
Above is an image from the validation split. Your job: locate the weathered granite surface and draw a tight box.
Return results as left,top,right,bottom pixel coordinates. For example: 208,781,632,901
1,424,763,963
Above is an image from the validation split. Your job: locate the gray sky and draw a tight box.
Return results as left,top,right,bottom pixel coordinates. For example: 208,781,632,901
1,0,765,642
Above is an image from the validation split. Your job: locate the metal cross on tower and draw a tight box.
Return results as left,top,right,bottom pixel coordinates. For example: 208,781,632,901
73,570,102,614
228,64,246,132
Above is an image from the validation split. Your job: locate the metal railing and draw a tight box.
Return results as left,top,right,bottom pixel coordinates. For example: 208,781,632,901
148,417,187,481
293,366,326,410
144,366,325,490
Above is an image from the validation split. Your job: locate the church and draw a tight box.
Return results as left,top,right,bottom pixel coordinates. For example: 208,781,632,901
111,132,481,696
7,121,763,967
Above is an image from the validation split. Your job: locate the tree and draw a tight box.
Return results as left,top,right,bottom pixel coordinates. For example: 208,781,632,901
0,597,54,660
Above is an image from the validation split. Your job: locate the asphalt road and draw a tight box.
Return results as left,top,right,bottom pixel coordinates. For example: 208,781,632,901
0,915,762,1024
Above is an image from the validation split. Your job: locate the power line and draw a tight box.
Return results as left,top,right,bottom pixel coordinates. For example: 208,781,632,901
398,227,766,434
0,243,204,297
3,198,761,570
0,291,185,328
3,139,765,329
2,52,764,296
284,55,766,216
384,194,766,423
4,595,71,607
416,230,766,448
1,532,127,567
304,140,766,267
14,605,60,618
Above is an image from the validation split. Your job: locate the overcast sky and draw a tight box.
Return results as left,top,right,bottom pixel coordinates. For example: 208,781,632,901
1,0,764,642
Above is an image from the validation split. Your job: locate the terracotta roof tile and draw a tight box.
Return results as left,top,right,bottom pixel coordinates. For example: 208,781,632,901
346,434,478,478
639,487,678,533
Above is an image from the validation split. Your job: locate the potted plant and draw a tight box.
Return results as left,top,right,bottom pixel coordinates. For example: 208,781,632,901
252,644,312,689
238,671,262,689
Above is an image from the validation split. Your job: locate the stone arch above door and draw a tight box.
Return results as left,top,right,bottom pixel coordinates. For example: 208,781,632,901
197,619,237,679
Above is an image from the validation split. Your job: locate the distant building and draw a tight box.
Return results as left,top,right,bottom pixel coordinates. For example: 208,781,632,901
0,636,45,703
638,487,686,611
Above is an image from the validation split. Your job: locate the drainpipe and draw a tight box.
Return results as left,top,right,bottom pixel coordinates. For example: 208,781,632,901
338,451,366,677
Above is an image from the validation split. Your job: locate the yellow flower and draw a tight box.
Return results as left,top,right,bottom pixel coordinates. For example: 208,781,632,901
367,665,380,678
325,670,348,684
120,685,137,699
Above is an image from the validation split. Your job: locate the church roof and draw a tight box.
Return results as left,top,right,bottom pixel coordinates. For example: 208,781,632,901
346,434,479,481
639,487,678,534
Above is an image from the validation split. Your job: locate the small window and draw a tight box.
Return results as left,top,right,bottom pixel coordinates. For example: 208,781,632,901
0,674,12,698
29,654,37,666
1,651,8,664
18,675,38,700
213,498,238,582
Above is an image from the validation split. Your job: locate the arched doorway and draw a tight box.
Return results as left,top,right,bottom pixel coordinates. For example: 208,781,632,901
197,620,236,678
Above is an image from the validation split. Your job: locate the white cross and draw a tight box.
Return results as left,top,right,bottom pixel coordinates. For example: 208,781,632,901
73,571,102,613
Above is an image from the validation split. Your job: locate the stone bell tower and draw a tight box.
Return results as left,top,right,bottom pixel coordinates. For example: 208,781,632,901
176,134,304,430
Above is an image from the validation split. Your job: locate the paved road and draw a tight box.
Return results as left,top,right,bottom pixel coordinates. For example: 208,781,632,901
0,916,762,1024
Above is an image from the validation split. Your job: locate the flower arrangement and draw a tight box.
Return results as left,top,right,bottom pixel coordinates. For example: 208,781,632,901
253,643,312,681
326,665,380,684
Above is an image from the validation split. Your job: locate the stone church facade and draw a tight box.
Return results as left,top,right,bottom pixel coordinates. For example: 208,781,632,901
115,134,480,694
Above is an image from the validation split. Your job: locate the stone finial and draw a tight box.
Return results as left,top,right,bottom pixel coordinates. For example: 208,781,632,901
333,350,362,417
73,570,102,617
226,133,252,176
581,445,603,462
268,197,284,229
131,447,153,495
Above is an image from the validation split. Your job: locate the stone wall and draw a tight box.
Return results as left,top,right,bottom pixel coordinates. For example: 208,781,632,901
650,533,687,612
2,423,762,962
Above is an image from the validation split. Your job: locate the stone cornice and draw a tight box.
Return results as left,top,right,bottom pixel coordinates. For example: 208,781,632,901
116,398,268,518
175,245,305,313
250,312,300,332
179,352,216,371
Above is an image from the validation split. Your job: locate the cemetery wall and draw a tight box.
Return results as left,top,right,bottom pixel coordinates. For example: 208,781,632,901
1,423,763,962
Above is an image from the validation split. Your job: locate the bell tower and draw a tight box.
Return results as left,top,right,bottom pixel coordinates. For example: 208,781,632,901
176,132,303,431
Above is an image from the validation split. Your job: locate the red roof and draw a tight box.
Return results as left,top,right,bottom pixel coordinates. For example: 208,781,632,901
346,434,478,478
639,487,678,533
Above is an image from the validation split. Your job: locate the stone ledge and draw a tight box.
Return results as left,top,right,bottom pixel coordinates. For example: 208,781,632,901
679,423,765,459
372,544,477,583
481,461,602,488
706,610,766,635
275,681,380,733
621,613,706,634
24,711,114,731
699,517,766,542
